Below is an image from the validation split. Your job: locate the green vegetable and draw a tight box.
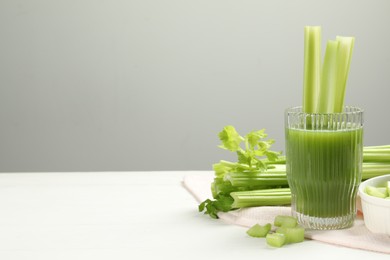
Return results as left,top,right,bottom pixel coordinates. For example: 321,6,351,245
364,184,390,199
303,26,321,113
274,215,298,228
199,126,390,218
303,26,355,113
246,223,272,238
276,226,305,244
246,216,304,248
216,126,279,171
225,165,287,187
318,40,339,113
365,186,387,198
363,146,390,163
387,181,390,196
198,196,234,219
230,188,291,208
199,126,282,218
266,233,286,248
218,125,244,152
333,36,355,112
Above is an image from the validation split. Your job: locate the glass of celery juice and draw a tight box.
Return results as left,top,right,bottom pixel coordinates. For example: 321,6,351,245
285,106,363,230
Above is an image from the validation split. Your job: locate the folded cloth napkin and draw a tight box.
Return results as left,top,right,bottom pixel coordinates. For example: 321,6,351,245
182,173,390,254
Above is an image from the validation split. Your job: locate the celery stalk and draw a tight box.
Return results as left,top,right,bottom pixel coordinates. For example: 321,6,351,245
303,26,321,113
364,145,390,150
302,28,355,114
229,162,390,209
387,181,390,197
230,188,291,208
225,168,288,187
363,146,390,162
318,40,339,113
363,153,390,163
333,36,355,112
361,163,390,179
226,162,390,187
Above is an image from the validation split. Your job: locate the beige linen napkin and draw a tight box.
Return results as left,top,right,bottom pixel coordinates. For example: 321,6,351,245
182,173,390,254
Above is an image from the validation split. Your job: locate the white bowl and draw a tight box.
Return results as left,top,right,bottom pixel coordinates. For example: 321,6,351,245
358,174,390,235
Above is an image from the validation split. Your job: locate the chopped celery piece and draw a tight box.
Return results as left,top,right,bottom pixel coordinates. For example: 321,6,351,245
365,186,388,198
274,215,298,228
276,226,305,244
266,233,286,248
246,223,272,238
244,214,306,248
303,26,321,113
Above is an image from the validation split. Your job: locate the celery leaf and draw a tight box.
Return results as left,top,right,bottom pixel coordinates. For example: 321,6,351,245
218,126,244,151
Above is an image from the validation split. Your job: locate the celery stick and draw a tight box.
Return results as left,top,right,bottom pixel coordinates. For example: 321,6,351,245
230,188,291,208
228,162,390,183
303,26,321,113
333,36,355,112
246,223,272,238
363,146,390,163
361,163,390,179
363,152,390,163
364,145,390,150
276,226,305,244
363,148,390,154
318,40,339,113
274,215,298,228
225,171,288,187
266,233,286,248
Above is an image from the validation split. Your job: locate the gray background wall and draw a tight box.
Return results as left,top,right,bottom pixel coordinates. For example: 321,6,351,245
0,0,389,172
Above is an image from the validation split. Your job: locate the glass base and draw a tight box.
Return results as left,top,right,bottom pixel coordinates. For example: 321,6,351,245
293,211,355,230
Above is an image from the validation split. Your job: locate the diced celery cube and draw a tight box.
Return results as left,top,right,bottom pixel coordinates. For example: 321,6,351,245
276,226,305,244
274,215,298,228
246,223,272,238
266,233,286,248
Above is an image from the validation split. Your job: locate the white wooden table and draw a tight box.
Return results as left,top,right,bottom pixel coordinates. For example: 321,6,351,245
0,171,388,260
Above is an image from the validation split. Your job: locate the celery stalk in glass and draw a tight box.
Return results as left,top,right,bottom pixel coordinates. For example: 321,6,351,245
333,36,355,112
303,26,321,113
318,40,339,113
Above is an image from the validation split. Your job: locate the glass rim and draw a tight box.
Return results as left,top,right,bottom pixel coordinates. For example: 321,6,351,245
286,106,364,116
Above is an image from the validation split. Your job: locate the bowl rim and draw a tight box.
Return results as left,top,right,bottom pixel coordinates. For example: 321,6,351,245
359,174,390,207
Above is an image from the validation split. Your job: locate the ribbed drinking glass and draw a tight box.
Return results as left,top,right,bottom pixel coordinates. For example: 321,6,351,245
285,106,363,230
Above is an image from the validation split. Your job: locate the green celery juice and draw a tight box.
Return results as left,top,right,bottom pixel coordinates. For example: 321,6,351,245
286,127,363,223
